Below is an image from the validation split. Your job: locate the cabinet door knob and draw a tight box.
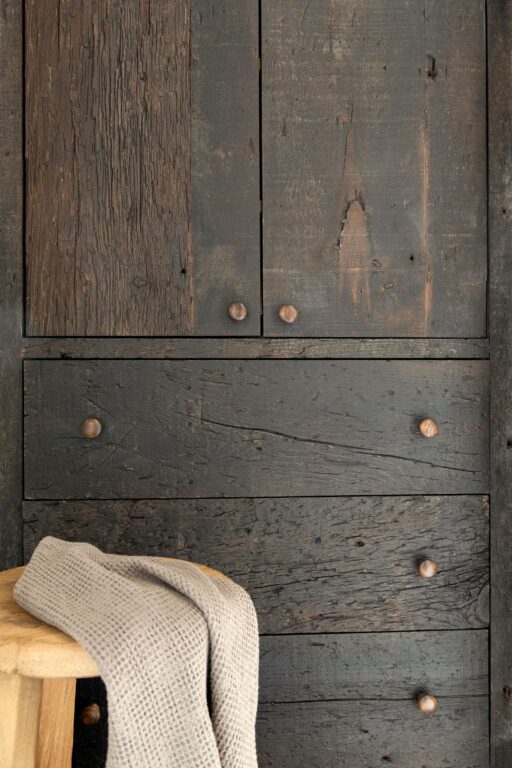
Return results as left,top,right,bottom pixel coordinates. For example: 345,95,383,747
278,304,299,324
227,302,248,322
418,418,439,438
418,559,439,579
417,693,438,714
81,417,102,439
80,703,101,726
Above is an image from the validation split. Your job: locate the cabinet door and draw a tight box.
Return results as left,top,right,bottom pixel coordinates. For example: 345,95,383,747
262,0,487,337
26,0,260,336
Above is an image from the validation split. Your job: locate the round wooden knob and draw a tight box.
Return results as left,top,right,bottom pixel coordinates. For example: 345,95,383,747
418,418,439,438
81,417,102,439
227,302,248,322
278,304,299,324
80,703,101,726
417,693,438,714
418,559,439,579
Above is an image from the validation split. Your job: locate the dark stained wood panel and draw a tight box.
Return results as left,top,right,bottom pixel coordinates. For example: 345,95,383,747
259,630,488,702
262,0,487,337
0,0,23,569
24,360,489,499
257,698,489,768
71,630,487,767
25,0,260,336
22,337,490,360
488,2,512,766
23,495,489,632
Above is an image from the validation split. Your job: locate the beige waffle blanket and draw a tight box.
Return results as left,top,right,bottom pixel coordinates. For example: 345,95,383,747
14,537,259,768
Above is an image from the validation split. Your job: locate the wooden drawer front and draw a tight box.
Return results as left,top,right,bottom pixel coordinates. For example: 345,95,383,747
23,496,489,632
24,360,488,498
257,631,488,768
70,632,488,768
258,698,488,768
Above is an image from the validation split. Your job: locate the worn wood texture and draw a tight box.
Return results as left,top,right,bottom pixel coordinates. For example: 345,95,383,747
21,337,490,360
263,0,487,337
24,360,489,498
0,0,23,569
23,496,489,632
488,2,512,766
70,631,488,767
260,630,488,702
25,0,260,336
257,697,489,768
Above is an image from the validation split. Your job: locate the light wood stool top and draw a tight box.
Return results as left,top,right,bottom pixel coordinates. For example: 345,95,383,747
0,561,227,680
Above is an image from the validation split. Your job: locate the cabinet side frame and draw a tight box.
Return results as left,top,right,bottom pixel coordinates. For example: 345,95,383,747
489,1,512,765
0,0,23,569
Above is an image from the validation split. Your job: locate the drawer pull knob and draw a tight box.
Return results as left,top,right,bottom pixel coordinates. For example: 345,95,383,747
279,304,299,324
418,418,439,438
81,417,102,439
227,302,248,322
418,559,439,579
80,703,101,726
417,693,438,714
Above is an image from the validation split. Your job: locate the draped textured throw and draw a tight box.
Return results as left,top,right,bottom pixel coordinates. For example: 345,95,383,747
14,537,259,768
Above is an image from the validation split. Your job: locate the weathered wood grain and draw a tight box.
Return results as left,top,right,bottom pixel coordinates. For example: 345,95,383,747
23,496,489,632
0,0,23,569
257,697,489,768
488,2,512,766
25,0,260,336
24,360,489,498
21,337,490,360
72,629,488,768
260,630,488,702
262,0,487,337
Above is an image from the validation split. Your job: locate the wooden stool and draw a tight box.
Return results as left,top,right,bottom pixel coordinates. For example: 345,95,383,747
0,562,226,768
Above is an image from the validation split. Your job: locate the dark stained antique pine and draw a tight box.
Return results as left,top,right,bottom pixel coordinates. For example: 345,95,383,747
25,0,260,337
0,0,23,569
0,0,505,765
24,360,489,499
22,495,489,633
488,1,512,765
262,0,487,338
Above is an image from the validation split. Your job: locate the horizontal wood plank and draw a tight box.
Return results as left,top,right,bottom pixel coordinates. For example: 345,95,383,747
23,496,489,632
257,697,489,768
263,0,487,338
24,360,489,498
22,338,490,360
259,630,488,702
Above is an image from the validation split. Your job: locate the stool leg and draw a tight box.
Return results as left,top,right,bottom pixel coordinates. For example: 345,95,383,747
0,673,76,768
37,678,76,768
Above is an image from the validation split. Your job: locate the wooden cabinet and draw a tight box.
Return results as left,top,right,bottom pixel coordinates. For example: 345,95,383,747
25,0,260,336
2,0,510,766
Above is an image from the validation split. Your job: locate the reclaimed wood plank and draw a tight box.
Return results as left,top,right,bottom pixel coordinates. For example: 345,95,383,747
0,0,23,568
25,0,260,336
488,2,512,766
262,0,487,337
257,697,489,768
21,337,490,360
259,630,488,702
23,496,489,632
24,360,489,498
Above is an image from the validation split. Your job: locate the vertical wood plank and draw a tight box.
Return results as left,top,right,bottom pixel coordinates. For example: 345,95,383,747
489,2,512,765
38,678,76,768
262,0,487,337
25,0,260,336
0,0,23,568
0,673,42,768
